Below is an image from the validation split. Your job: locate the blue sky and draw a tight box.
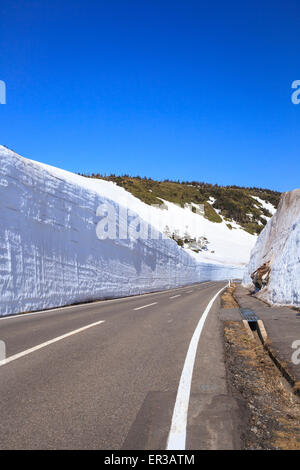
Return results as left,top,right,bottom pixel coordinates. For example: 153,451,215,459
0,1,299,192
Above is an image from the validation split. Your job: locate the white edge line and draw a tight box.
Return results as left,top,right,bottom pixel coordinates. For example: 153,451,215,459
166,282,228,450
170,295,181,299
0,320,105,367
133,302,158,311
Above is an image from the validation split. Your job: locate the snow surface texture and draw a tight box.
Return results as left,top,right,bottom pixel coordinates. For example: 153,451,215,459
27,154,258,267
251,196,277,216
0,146,244,316
243,189,300,306
25,153,260,268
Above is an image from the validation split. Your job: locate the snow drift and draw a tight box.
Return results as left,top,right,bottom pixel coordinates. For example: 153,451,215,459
243,189,300,306
0,146,244,316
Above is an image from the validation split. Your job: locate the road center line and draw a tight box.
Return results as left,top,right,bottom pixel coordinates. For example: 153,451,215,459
0,286,196,322
0,320,105,367
0,282,209,322
166,283,227,450
170,295,181,299
133,302,158,311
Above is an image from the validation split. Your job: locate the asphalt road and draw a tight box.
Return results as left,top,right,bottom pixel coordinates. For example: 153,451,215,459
0,281,228,450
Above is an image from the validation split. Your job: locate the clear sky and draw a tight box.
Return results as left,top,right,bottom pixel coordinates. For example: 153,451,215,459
1,1,300,192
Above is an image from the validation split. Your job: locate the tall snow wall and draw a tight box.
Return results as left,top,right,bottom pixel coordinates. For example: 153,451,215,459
0,146,244,316
243,189,300,306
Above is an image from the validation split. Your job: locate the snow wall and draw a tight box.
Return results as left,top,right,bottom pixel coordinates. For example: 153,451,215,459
243,189,300,306
0,146,244,316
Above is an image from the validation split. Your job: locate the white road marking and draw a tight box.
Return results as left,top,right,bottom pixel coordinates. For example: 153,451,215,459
166,283,228,450
0,320,105,367
0,283,206,322
170,295,181,299
133,302,158,311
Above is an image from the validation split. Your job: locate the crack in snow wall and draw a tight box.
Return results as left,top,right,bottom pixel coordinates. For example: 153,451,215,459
0,147,244,316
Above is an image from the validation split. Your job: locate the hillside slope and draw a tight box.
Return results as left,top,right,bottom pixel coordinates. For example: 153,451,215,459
0,146,243,316
78,174,280,267
82,174,280,234
243,189,300,306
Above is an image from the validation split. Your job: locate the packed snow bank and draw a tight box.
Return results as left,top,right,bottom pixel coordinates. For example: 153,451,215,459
243,189,300,306
31,161,255,267
0,146,244,316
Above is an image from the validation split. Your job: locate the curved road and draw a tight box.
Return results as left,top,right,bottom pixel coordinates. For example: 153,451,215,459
0,281,239,450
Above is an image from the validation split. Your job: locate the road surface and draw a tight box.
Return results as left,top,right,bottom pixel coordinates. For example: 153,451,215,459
0,281,239,450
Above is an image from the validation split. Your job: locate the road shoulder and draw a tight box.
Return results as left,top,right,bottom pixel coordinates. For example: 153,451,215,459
186,296,245,450
222,283,300,449
234,285,300,394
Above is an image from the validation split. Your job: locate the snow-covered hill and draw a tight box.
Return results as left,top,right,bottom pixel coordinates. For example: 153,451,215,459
0,146,245,316
243,189,300,306
78,175,279,267
88,174,280,240
72,179,263,267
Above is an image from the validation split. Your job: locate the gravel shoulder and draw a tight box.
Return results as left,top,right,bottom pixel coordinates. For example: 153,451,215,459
221,288,300,450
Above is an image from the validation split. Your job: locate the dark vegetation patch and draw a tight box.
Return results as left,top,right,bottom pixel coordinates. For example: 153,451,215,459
221,285,239,308
79,173,281,235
